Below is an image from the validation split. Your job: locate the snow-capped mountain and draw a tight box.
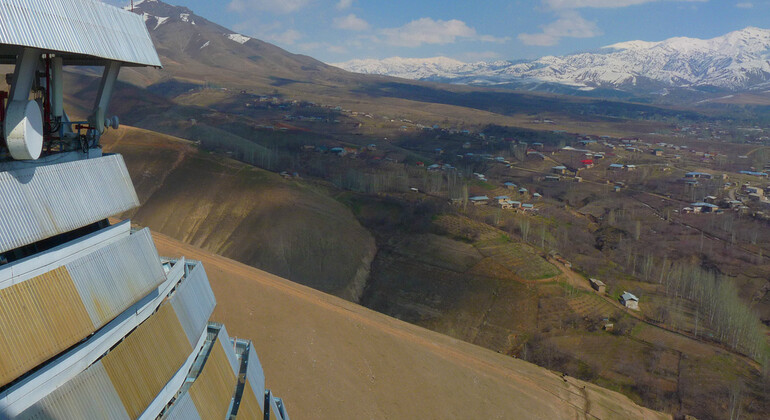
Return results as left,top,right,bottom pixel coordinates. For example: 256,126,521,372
334,27,770,93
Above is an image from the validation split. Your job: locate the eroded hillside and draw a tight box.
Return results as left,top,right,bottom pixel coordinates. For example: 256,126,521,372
151,229,671,420
102,126,375,300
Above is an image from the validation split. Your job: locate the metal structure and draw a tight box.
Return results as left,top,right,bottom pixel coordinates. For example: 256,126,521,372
0,1,288,419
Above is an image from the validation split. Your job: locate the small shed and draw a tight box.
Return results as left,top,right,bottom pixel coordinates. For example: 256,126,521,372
469,196,489,205
620,291,639,310
589,278,606,294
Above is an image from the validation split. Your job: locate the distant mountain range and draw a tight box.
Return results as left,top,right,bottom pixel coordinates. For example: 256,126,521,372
334,28,770,94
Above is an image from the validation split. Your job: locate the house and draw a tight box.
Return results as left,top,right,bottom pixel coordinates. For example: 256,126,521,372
521,203,535,211
652,149,664,156
685,171,713,179
739,170,768,177
518,187,529,194
589,278,606,294
504,182,517,190
608,163,625,171
469,196,489,205
620,291,639,310
691,202,719,213
533,193,542,199
545,175,561,182
625,164,637,171
494,196,510,206
552,165,568,174
581,159,594,168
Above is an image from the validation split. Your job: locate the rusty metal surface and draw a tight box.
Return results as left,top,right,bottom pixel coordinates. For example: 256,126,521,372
0,266,94,387
188,337,238,420
67,228,166,327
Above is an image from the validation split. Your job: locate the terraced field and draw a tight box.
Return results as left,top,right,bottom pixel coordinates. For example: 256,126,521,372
477,238,561,281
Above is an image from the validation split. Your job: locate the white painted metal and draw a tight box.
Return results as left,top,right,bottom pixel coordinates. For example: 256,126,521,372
267,392,285,420
51,56,63,118
0,258,186,418
5,47,42,160
245,344,266,414
0,0,161,67
16,362,130,420
67,227,166,327
217,325,241,376
0,154,139,254
0,220,129,289
170,262,217,347
90,61,121,133
5,99,43,160
162,392,202,420
6,47,38,102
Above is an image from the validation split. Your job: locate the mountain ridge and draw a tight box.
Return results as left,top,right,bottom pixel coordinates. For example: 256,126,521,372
333,27,770,93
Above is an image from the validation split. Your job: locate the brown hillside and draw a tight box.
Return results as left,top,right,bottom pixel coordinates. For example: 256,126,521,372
151,230,670,420
102,126,375,300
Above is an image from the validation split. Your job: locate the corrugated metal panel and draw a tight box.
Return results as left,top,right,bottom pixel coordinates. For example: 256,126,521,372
189,337,238,420
237,380,263,420
67,228,166,328
0,220,130,290
102,303,192,419
16,361,130,420
245,344,266,414
0,154,139,254
267,392,283,420
0,0,161,67
163,392,201,420
0,266,94,387
217,325,240,376
170,262,216,347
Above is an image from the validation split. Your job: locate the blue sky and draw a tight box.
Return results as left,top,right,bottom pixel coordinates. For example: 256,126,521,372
118,0,769,63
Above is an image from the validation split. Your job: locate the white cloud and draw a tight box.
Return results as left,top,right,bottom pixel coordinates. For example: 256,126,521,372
297,42,348,55
518,10,602,46
333,14,369,31
380,18,505,47
336,0,354,10
265,29,303,45
227,0,313,14
736,2,754,8
544,0,706,9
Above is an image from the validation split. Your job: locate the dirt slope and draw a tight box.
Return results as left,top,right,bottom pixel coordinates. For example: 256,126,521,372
102,126,375,300
151,230,670,420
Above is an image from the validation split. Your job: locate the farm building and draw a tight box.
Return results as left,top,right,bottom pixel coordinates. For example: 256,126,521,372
691,202,720,213
470,196,490,205
685,172,713,179
589,278,606,294
620,292,639,310
589,279,607,293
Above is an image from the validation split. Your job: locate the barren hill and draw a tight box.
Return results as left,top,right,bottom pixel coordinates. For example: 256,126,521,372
150,229,670,420
102,126,376,300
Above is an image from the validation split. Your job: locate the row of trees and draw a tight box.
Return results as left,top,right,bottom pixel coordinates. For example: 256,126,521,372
634,256,766,360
